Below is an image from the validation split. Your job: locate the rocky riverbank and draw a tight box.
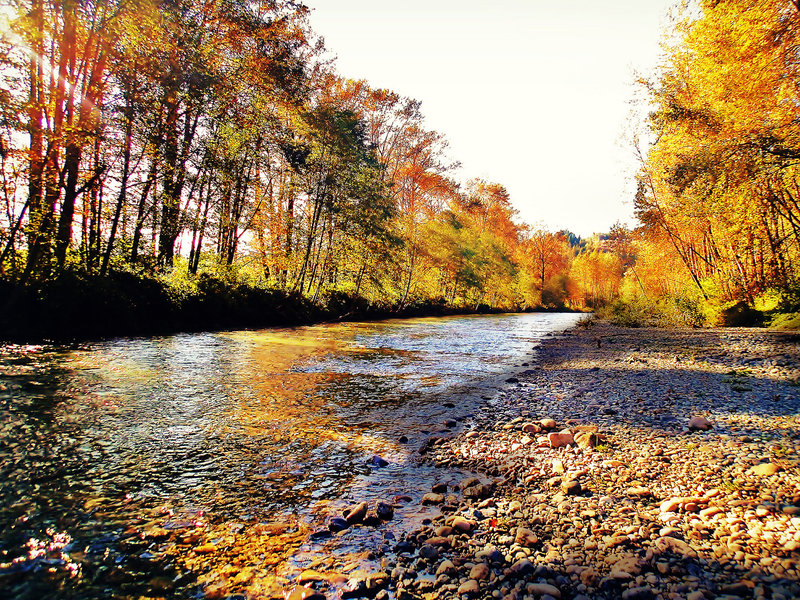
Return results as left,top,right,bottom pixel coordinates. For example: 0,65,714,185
311,321,800,600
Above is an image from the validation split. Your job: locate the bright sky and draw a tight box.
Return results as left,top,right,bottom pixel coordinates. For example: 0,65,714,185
305,0,677,237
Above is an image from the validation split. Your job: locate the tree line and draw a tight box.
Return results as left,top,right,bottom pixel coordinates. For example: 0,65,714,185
0,0,626,318
623,0,800,324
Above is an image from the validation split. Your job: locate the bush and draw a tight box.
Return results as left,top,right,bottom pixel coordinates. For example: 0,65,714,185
599,295,707,328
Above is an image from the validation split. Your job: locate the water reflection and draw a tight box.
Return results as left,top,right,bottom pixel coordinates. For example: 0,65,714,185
0,312,582,598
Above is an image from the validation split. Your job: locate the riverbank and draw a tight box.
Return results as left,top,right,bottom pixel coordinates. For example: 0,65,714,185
376,322,800,600
0,272,562,343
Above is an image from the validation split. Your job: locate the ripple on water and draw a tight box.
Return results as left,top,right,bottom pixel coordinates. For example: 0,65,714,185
0,312,583,598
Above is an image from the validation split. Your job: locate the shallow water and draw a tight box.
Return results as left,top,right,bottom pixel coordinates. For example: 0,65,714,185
0,312,583,599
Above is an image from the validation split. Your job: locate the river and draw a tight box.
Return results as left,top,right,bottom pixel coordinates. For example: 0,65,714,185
0,312,583,599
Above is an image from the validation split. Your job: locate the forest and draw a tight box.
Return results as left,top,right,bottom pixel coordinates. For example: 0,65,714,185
1,0,800,338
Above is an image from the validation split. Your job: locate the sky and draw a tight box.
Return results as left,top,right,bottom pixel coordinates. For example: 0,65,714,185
304,0,678,237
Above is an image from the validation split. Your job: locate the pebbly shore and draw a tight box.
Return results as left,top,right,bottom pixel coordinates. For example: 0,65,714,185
330,321,800,600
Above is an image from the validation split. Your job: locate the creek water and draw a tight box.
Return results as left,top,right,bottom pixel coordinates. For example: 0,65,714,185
0,312,583,599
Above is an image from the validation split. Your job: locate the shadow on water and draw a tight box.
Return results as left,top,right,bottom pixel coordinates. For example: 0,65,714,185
0,312,584,599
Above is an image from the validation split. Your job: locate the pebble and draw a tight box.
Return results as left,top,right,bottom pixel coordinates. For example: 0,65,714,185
378,323,800,600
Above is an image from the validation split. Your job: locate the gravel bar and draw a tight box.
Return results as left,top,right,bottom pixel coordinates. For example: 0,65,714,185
377,322,800,600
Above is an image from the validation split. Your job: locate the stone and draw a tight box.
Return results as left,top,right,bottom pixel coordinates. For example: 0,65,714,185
659,498,682,513
551,458,565,474
526,583,561,598
419,545,439,559
688,416,713,431
463,484,492,499
654,536,697,558
749,462,781,477
522,422,541,433
375,501,394,520
345,501,369,524
432,482,449,493
561,480,582,495
621,587,655,600
540,418,557,430
470,563,490,580
515,527,538,547
457,579,479,595
451,516,476,533
298,570,327,585
424,536,451,548
459,476,481,490
548,431,574,448
285,586,326,600
370,455,390,467
574,431,598,449
436,560,456,576
422,493,445,505
507,558,534,575
329,517,349,532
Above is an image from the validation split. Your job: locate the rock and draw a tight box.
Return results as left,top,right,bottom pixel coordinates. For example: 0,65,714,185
610,556,643,579
621,587,655,600
515,527,538,547
436,560,456,576
507,558,533,575
475,546,505,564
444,419,457,428
469,563,490,580
298,570,327,585
659,498,682,513
345,501,369,524
749,462,781,477
431,482,449,493
457,579,479,595
329,517,349,532
451,516,476,533
421,493,445,505
465,431,480,439
540,418,557,430
193,543,216,554
688,416,713,431
398,435,409,443
574,431,598,449
366,572,389,591
561,480,582,495
424,536,451,548
654,536,697,558
459,476,481,490
522,422,541,433
526,582,561,598
463,484,492,499
626,487,653,498
370,455,390,467
419,545,439,559
551,458,565,474
375,501,394,520
434,525,453,537
720,582,752,596
285,586,326,600
548,431,574,448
